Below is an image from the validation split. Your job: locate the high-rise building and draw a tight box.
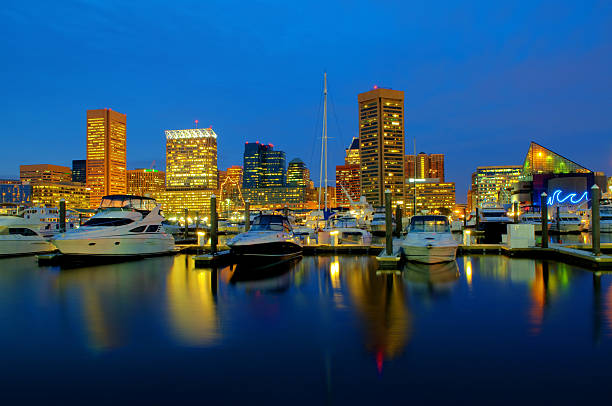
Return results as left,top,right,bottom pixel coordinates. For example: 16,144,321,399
287,159,308,187
261,149,286,187
31,182,89,209
242,142,287,188
20,164,72,184
335,164,360,207
162,128,218,215
126,169,166,199
71,160,86,183
345,137,360,166
470,166,522,207
86,108,127,208
226,166,243,186
405,178,455,215
404,153,445,181
358,87,405,207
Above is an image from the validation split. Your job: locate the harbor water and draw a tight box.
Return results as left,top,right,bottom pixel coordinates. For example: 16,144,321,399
2,253,612,404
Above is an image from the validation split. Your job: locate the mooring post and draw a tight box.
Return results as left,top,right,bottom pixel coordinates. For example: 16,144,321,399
195,211,200,236
244,200,250,232
541,192,548,249
183,208,189,241
463,208,467,228
385,190,392,255
556,206,561,233
59,198,66,233
210,195,218,255
592,184,601,256
78,212,83,227
283,205,288,218
475,207,480,229
513,201,519,224
395,205,402,237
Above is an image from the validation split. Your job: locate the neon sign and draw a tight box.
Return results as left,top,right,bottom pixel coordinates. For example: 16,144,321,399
547,190,589,206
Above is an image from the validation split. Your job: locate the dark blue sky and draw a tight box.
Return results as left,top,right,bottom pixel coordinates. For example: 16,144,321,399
2,0,611,201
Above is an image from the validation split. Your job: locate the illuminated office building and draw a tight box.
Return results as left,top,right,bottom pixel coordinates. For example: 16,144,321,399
71,160,86,183
358,87,405,207
405,179,455,215
335,164,360,207
262,149,286,187
287,159,308,187
243,142,272,188
20,164,72,184
243,143,291,205
126,169,166,199
31,182,89,209
470,166,522,207
0,180,31,204
242,187,306,209
404,153,444,181
86,108,127,208
164,128,218,215
226,166,243,186
345,137,360,166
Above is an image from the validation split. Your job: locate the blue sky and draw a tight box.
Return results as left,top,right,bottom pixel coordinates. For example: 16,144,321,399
1,0,611,201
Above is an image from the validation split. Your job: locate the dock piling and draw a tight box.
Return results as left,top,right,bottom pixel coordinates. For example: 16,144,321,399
245,200,250,232
183,208,189,240
283,205,288,218
211,195,218,255
395,205,402,236
592,185,601,256
513,202,519,223
541,192,548,248
195,211,200,236
59,199,66,233
385,189,392,255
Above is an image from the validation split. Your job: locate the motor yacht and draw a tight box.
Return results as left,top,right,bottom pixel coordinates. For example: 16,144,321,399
600,206,612,233
476,203,513,243
322,214,372,245
550,213,582,234
369,209,389,235
0,217,56,256
519,212,546,233
51,195,175,257
0,206,80,237
401,215,458,264
226,214,302,267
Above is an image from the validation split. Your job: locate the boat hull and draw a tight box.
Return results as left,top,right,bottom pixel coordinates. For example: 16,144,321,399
402,244,458,264
230,241,303,268
0,237,56,257
51,235,175,256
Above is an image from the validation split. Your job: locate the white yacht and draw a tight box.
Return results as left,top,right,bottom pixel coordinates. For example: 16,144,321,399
369,210,388,234
550,213,582,233
600,206,612,233
51,195,175,257
401,215,458,264
0,218,56,256
322,214,372,245
227,214,302,267
0,207,80,237
519,212,546,233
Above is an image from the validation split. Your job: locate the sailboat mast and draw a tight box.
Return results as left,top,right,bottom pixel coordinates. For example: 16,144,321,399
413,137,417,216
318,74,325,211
323,72,328,210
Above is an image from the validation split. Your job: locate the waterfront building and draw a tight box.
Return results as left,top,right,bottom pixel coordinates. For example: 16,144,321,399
0,180,31,204
126,169,166,199
164,127,218,215
20,164,72,184
31,182,89,209
86,108,127,208
358,87,405,207
404,153,445,181
261,149,286,187
404,178,455,215
287,159,308,187
345,137,360,166
512,142,606,210
335,164,360,207
71,160,86,184
469,165,522,207
243,142,272,188
242,186,306,209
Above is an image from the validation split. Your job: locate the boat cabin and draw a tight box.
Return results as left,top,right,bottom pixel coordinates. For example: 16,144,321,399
251,215,292,233
409,215,451,233
98,195,158,213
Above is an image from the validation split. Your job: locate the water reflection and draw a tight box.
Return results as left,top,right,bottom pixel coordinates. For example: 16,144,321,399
403,261,460,296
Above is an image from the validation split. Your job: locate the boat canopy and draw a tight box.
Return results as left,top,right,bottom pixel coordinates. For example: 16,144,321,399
409,215,450,233
251,215,292,232
99,195,157,211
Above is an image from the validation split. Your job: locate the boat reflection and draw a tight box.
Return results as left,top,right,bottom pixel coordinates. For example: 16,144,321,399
403,261,460,294
228,257,301,294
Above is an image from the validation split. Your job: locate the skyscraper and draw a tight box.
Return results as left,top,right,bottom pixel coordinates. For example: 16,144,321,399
20,164,72,184
287,159,308,187
358,87,405,207
404,153,445,181
86,108,127,208
127,169,166,198
261,149,286,187
71,160,86,183
162,128,218,215
345,137,360,166
470,166,522,207
242,142,286,188
335,164,360,207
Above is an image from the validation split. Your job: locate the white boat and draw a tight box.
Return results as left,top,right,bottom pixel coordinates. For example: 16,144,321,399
591,206,612,233
0,218,56,256
369,210,388,234
550,213,582,233
51,195,175,257
0,206,80,237
227,214,302,268
322,214,372,244
519,212,546,233
401,215,458,264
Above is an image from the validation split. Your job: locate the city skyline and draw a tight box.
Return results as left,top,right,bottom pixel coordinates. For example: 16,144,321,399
2,1,612,202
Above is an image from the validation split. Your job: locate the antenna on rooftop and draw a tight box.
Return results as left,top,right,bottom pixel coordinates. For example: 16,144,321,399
195,119,199,129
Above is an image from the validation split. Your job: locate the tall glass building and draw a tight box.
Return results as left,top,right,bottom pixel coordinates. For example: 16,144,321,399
242,142,286,188
71,160,86,183
287,159,308,187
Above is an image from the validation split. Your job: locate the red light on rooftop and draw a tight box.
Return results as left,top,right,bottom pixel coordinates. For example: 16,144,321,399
256,141,259,144
269,143,274,147
373,85,378,89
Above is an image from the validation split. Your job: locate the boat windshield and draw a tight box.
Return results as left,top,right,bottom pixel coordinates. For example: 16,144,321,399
250,215,291,232
99,195,157,211
483,212,507,218
410,216,450,233
82,218,135,227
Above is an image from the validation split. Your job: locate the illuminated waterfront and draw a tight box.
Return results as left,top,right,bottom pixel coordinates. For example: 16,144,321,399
1,254,612,403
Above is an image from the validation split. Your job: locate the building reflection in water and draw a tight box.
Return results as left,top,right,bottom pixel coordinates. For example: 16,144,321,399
343,257,412,373
464,258,473,288
166,256,221,347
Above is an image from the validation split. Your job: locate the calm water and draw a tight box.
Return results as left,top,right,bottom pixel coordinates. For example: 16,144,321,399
1,253,612,404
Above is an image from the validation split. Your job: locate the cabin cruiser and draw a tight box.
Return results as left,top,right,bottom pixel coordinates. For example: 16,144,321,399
51,195,175,257
476,204,513,243
401,215,458,264
0,217,56,256
322,214,372,245
519,212,546,233
599,206,612,233
369,209,389,235
0,206,80,237
550,213,582,234
227,214,302,267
